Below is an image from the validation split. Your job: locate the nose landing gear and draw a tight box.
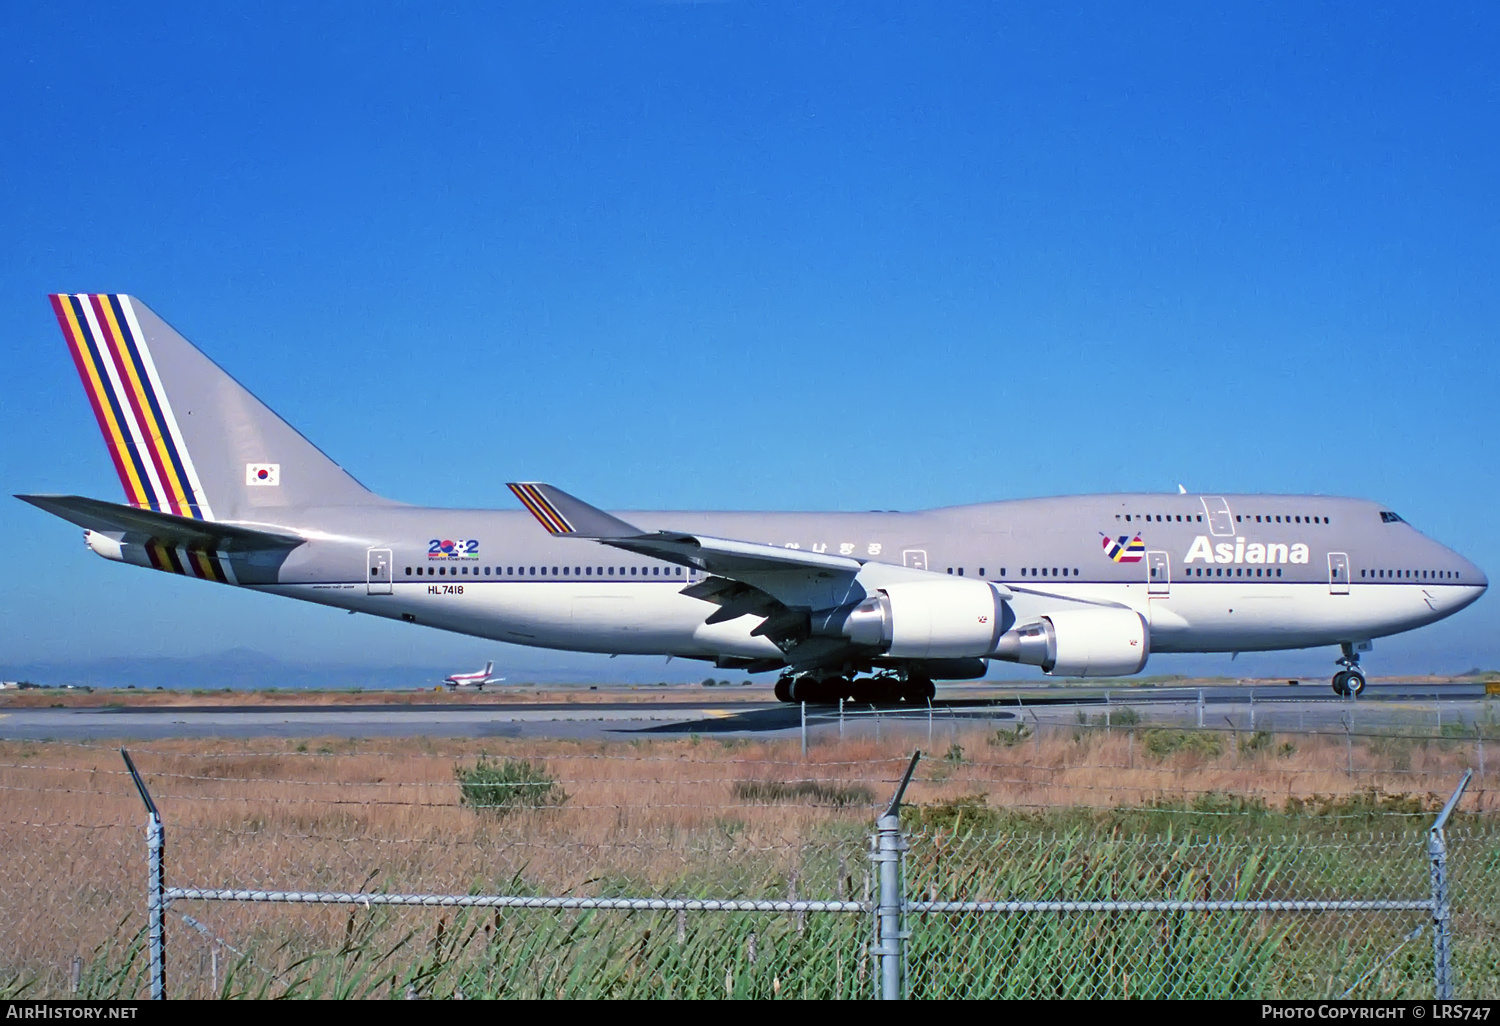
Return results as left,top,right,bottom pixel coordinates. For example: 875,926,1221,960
1331,642,1366,697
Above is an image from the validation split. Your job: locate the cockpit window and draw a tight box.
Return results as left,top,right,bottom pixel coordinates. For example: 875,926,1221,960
1380,511,1404,524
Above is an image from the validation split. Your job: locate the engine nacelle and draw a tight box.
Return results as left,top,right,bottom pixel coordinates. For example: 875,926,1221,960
991,607,1150,677
84,530,127,562
826,579,1008,659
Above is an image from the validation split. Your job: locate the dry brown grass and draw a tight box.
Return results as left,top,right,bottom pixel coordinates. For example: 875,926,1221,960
0,727,1492,995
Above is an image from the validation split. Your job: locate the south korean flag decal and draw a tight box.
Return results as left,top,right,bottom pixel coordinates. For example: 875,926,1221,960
245,463,281,486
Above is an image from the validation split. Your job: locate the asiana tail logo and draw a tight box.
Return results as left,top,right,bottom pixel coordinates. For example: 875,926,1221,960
1099,533,1145,563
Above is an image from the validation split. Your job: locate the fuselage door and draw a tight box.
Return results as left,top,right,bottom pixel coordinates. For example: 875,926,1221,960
367,548,393,595
1200,496,1236,537
1147,551,1170,595
903,549,928,571
1328,552,1350,595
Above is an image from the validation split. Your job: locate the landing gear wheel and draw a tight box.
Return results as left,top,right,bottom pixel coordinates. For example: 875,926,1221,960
1332,642,1367,698
902,676,936,702
774,677,792,703
820,677,852,704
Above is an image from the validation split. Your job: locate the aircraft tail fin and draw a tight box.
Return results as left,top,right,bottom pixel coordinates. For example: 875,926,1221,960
484,661,494,677
48,294,393,521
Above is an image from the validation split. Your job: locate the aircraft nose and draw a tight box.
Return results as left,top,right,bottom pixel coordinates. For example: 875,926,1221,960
1450,547,1486,594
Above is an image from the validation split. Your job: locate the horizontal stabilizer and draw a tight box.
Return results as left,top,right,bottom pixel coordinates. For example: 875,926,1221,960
16,494,303,551
507,482,642,538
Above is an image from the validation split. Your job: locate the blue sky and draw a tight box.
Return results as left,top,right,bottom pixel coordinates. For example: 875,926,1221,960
2,4,1496,682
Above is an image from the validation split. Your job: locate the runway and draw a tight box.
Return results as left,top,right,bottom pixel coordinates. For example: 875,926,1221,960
0,681,1489,741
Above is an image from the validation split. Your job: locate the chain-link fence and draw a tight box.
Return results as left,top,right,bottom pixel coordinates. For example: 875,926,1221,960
0,726,1494,999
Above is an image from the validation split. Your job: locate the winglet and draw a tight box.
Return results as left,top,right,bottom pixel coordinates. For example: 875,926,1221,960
506,483,642,538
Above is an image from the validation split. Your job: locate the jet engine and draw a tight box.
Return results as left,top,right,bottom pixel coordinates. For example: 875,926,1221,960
818,579,1010,659
991,607,1150,677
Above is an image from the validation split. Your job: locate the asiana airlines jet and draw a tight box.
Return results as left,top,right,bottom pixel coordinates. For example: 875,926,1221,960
19,295,1488,703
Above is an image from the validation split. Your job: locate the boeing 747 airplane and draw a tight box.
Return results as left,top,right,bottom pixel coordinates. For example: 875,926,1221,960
18,295,1488,703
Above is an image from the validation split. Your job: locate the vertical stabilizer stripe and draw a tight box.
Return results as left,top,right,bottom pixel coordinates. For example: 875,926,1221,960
107,296,203,518
60,295,153,508
98,295,195,518
52,295,136,501
116,297,212,520
76,295,169,509
88,295,179,516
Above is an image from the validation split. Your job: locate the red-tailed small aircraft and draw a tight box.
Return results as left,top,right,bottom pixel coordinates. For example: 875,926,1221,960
443,661,503,689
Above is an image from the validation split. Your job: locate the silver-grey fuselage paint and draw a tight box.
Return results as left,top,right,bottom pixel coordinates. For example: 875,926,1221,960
233,492,1485,663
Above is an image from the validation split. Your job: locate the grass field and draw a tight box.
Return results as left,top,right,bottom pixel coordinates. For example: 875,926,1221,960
0,724,1494,998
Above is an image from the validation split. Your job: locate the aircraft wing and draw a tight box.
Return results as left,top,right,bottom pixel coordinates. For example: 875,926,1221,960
506,482,1012,613
16,494,304,551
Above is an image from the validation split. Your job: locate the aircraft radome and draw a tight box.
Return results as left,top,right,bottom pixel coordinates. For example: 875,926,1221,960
19,295,1488,702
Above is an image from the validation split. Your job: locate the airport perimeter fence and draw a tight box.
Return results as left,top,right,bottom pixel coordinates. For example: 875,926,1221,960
0,741,1495,1001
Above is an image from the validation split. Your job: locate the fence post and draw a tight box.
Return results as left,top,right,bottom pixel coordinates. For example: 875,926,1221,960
872,751,919,1000
1429,770,1472,999
121,748,165,1000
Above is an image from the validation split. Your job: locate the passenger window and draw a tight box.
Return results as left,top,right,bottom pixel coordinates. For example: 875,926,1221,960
676,567,683,576
404,567,411,576
958,568,964,576
980,567,986,576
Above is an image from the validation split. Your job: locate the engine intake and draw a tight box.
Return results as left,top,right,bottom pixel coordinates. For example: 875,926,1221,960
991,607,1150,677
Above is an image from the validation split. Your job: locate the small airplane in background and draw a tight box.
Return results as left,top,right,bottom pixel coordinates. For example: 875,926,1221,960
443,661,503,689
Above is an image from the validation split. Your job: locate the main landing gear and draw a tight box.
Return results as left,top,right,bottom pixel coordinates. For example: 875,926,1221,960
1331,642,1366,697
773,672,936,705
